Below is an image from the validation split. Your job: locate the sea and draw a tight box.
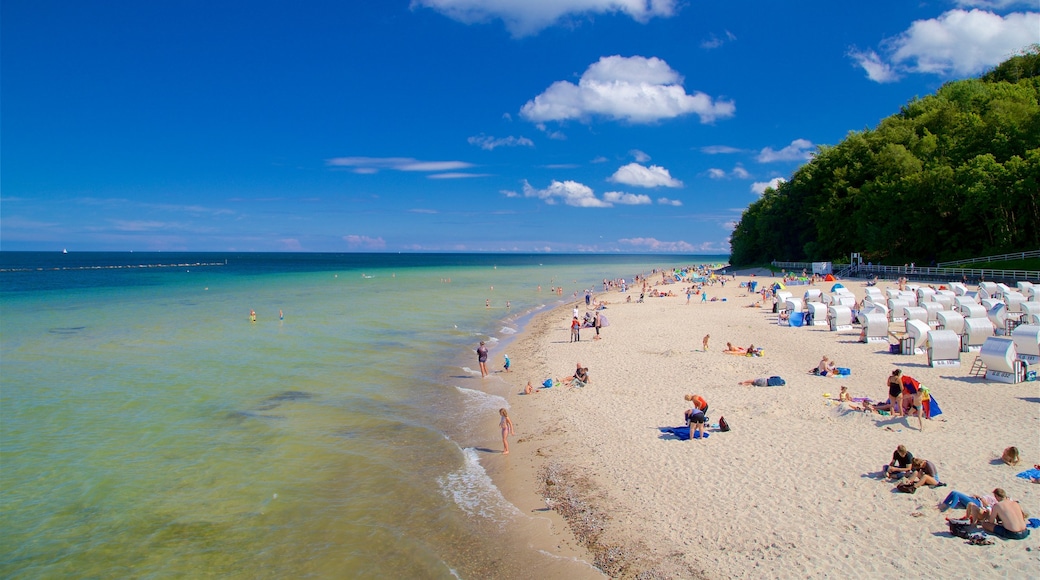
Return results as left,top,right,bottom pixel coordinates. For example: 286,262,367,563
0,252,724,579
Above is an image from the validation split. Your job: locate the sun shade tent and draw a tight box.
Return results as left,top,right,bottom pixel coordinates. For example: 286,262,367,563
927,329,961,367
1011,324,1040,364
1003,291,1025,313
888,299,911,322
936,310,965,334
980,337,1024,383
902,306,929,325
959,302,987,319
1022,302,1040,325
962,317,995,350
923,302,944,326
806,302,828,325
905,319,931,346
861,312,889,342
978,282,1000,300
828,305,853,330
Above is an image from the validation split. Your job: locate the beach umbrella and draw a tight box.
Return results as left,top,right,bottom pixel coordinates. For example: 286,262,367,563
772,282,786,290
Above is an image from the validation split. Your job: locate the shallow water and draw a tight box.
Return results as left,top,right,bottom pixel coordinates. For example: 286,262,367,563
0,252,721,578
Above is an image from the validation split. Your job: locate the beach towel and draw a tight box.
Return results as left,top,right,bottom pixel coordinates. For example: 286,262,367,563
659,426,709,440
927,395,942,418
1016,468,1040,480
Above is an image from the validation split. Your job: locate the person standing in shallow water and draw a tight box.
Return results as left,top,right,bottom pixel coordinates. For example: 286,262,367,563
477,341,489,378
499,408,515,454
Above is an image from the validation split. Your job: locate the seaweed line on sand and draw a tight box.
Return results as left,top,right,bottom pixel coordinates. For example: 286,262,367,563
538,461,707,579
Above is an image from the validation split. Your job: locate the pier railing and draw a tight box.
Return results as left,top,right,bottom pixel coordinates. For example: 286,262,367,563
770,261,1040,285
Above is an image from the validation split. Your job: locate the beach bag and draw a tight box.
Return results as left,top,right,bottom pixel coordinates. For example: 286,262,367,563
766,376,785,386
896,482,916,494
718,416,730,432
948,518,973,539
542,379,553,388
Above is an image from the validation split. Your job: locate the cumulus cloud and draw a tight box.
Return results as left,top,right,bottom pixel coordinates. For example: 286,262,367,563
850,9,1040,81
468,134,535,150
630,149,651,162
521,179,611,207
751,177,786,195
757,139,815,163
608,163,683,188
343,235,387,249
520,55,735,124
707,168,726,179
848,49,900,83
411,0,678,37
603,191,653,205
618,237,697,252
657,197,683,206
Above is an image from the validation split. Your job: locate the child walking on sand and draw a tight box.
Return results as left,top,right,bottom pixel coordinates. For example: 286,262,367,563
499,408,515,454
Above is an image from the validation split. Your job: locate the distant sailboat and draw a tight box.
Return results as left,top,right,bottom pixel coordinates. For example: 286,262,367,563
62,248,68,254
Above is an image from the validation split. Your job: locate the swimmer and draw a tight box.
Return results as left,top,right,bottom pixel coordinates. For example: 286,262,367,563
279,309,284,321
486,299,490,308
250,309,256,323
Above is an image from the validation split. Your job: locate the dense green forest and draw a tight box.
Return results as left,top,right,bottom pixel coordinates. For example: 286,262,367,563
729,46,1040,266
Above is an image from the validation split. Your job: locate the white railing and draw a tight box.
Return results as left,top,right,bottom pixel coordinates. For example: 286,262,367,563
938,249,1040,267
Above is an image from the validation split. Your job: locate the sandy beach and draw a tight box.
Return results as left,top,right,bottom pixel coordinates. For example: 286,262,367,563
487,271,1039,578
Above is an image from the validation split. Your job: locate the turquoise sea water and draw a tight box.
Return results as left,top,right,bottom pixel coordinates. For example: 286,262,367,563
0,252,722,578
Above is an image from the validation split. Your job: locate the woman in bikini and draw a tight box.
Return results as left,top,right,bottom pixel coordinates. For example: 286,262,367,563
499,408,514,454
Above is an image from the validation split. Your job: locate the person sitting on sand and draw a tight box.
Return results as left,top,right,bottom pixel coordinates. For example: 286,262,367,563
838,386,852,402
885,445,914,479
904,457,945,490
1002,446,1021,466
817,356,838,376
738,377,770,387
524,380,536,395
564,362,589,387
981,488,1030,539
746,344,761,357
724,343,746,354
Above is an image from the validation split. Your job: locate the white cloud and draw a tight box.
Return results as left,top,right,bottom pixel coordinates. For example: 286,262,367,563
708,165,751,179
707,168,726,179
327,156,475,173
750,177,786,195
520,55,735,124
603,191,653,205
411,0,678,37
851,9,1040,81
521,179,612,207
343,235,387,249
848,49,900,83
468,134,535,150
608,162,683,188
757,139,815,163
731,166,750,179
953,1,1031,9
618,237,697,252
427,172,491,179
657,197,683,206
700,145,742,154
630,149,651,162
701,30,736,50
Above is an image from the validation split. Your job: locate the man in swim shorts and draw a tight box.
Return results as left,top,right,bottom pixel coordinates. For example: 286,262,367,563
983,488,1030,539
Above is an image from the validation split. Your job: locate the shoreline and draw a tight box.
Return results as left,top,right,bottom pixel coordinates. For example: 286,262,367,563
487,271,1039,578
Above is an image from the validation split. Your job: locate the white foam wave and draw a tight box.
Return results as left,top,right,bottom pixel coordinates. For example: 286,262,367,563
438,447,521,524
454,386,508,413
460,366,482,376
499,326,517,335
486,336,499,343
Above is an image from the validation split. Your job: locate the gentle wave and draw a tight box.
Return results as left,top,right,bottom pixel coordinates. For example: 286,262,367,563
437,446,521,525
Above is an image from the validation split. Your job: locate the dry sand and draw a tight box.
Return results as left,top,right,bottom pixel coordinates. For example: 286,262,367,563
488,271,1039,578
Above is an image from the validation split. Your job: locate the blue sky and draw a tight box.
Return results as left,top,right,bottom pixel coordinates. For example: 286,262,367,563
2,1,1037,253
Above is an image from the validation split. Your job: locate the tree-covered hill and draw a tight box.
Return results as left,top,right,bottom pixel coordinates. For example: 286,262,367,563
729,46,1040,267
